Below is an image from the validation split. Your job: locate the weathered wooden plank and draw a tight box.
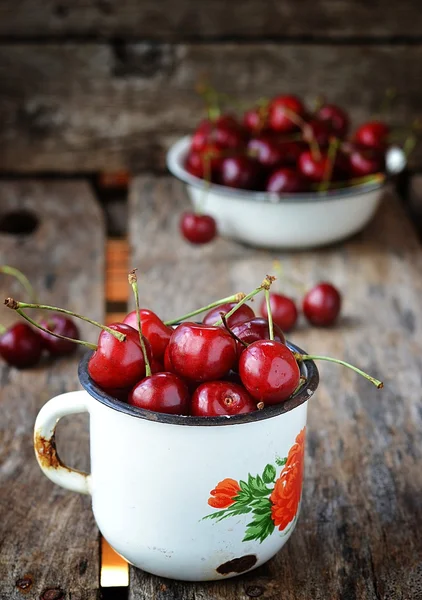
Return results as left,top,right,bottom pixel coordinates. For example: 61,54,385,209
1,0,422,40
0,181,104,599
0,43,421,173
128,175,422,598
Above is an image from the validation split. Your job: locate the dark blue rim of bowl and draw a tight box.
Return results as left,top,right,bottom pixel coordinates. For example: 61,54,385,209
166,136,390,205
78,341,319,427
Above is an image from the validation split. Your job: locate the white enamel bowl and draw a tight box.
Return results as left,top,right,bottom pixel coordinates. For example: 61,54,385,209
167,136,406,250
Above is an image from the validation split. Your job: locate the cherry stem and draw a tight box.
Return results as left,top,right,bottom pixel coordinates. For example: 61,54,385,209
0,266,38,303
292,375,307,396
294,352,383,389
264,289,274,341
164,293,246,326
278,107,322,161
3,299,126,342
16,308,97,350
128,269,151,377
403,134,417,158
214,276,275,327
319,137,340,192
221,313,248,347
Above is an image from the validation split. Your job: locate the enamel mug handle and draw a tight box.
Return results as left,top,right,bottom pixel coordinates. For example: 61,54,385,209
34,390,91,495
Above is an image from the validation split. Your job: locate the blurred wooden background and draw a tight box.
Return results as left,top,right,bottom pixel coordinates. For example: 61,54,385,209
0,0,421,174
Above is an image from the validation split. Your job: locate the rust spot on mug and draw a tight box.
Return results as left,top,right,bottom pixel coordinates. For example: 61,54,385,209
34,432,63,470
40,589,64,600
15,575,33,593
216,554,258,575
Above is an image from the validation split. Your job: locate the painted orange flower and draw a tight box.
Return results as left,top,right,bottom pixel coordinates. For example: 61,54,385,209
270,428,306,531
208,478,241,509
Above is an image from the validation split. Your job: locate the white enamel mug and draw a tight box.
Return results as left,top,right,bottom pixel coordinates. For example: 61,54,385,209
34,345,318,581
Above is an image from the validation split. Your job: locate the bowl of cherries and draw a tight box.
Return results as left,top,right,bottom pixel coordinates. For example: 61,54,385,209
7,271,382,581
167,94,407,249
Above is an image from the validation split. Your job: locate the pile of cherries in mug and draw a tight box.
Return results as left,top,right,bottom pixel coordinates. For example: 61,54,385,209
4,271,382,417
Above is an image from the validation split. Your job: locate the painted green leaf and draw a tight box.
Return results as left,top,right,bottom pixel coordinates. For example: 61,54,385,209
262,464,276,484
275,456,287,467
248,473,273,498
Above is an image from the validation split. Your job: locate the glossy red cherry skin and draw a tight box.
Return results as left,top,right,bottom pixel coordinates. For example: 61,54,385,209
298,150,338,183
247,136,284,169
232,317,286,349
191,381,257,416
180,212,217,245
243,106,268,133
269,95,305,133
259,294,298,332
303,282,342,326
317,104,349,138
354,121,390,151
219,156,261,190
0,323,43,368
185,151,209,179
304,119,332,147
39,314,80,356
191,119,213,152
167,322,237,382
128,372,190,415
123,309,173,361
88,323,152,391
192,116,246,152
202,302,255,328
266,168,306,193
239,340,300,404
348,148,385,177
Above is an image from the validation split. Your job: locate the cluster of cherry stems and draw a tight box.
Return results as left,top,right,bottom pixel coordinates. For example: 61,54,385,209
1,267,382,418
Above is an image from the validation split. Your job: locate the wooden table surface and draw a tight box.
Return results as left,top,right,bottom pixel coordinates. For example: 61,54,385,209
1,176,422,599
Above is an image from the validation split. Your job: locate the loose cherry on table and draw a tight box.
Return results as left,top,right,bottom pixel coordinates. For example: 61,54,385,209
219,156,261,190
266,168,306,193
167,322,237,382
191,381,257,416
0,322,43,368
123,308,173,361
39,314,80,356
88,323,152,391
317,104,349,138
268,95,305,133
259,293,298,332
180,212,217,245
239,339,301,404
354,121,390,151
302,282,342,326
128,372,190,415
202,301,255,328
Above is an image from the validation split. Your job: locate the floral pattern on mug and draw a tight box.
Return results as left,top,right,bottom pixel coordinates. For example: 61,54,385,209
203,428,306,543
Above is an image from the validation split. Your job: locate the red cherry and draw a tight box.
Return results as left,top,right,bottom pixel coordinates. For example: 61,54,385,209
239,340,300,404
185,152,209,179
150,358,164,374
259,294,298,332
276,141,306,166
102,386,132,402
0,322,43,368
348,147,385,177
298,150,342,183
191,119,213,152
266,167,306,193
317,104,349,138
164,344,174,372
303,119,332,147
202,302,255,328
191,381,257,416
191,116,246,152
232,317,286,349
247,136,284,169
219,156,261,190
88,323,152,391
38,314,80,356
123,309,172,361
243,107,268,133
180,212,217,245
354,121,390,151
303,282,342,326
269,95,305,133
167,322,237,382
128,372,190,415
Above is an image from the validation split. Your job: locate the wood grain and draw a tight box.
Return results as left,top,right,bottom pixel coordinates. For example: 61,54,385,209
0,43,421,173
0,181,104,599
1,0,422,40
128,175,422,599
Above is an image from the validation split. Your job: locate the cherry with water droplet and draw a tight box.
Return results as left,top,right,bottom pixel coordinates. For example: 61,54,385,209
128,372,190,415
191,381,257,416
